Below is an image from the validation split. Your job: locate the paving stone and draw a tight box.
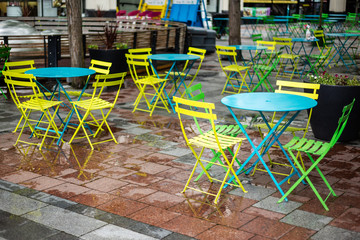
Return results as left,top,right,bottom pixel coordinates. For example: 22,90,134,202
230,183,276,201
135,133,164,142
31,192,78,209
12,187,39,197
162,232,197,240
96,212,172,239
121,127,153,135
311,226,360,240
253,196,302,214
45,231,80,240
159,147,192,157
109,118,140,129
66,203,108,218
0,189,48,215
173,154,197,166
81,224,156,240
280,209,333,231
0,209,59,240
145,139,179,149
23,205,107,237
0,179,26,192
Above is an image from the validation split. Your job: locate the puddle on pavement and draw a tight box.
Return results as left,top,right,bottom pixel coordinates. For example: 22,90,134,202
181,183,249,222
1,142,114,180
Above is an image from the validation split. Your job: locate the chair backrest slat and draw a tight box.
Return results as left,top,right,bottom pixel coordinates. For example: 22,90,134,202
330,99,356,146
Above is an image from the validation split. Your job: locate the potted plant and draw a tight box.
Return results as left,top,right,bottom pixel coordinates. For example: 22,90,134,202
88,23,129,74
307,72,360,142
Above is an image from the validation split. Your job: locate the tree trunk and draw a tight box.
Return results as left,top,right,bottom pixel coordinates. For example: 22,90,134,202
66,0,85,88
228,0,241,45
318,0,323,29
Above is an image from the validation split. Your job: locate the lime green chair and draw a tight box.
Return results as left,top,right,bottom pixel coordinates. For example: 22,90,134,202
0,46,11,99
185,83,247,181
252,41,279,92
307,30,333,77
278,99,355,211
251,34,263,44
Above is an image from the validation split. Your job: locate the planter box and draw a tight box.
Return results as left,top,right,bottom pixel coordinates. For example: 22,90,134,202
89,48,129,74
309,84,360,142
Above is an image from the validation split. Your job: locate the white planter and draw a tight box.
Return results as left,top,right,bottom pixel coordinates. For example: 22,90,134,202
7,6,22,17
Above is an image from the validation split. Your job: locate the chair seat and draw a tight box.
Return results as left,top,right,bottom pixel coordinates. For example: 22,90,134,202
189,131,245,151
284,136,331,156
309,54,327,59
138,76,167,85
73,97,113,110
254,64,272,71
62,91,92,97
215,124,246,136
279,53,299,59
20,98,62,110
224,65,249,72
256,122,305,134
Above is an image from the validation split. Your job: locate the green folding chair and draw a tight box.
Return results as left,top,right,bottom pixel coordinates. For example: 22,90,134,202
0,46,11,99
306,30,333,77
185,83,247,182
251,34,263,44
251,41,280,92
278,99,355,211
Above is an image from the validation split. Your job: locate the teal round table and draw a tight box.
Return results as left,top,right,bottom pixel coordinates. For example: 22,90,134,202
148,54,200,113
222,92,317,200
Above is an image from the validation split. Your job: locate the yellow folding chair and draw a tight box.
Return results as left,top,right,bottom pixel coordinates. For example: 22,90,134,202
273,37,300,80
5,60,54,97
5,60,62,133
252,80,320,180
68,72,126,150
3,71,63,150
126,53,170,116
167,47,206,97
174,96,247,204
64,59,112,98
216,45,250,94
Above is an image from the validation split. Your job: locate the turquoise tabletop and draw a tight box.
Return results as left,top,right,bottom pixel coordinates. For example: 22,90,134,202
304,15,320,18
26,67,96,78
275,16,296,19
230,45,268,51
148,54,200,61
221,92,317,112
273,19,289,22
326,33,360,37
323,19,338,23
241,17,262,20
329,14,347,17
213,18,229,20
291,38,319,42
327,17,345,21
